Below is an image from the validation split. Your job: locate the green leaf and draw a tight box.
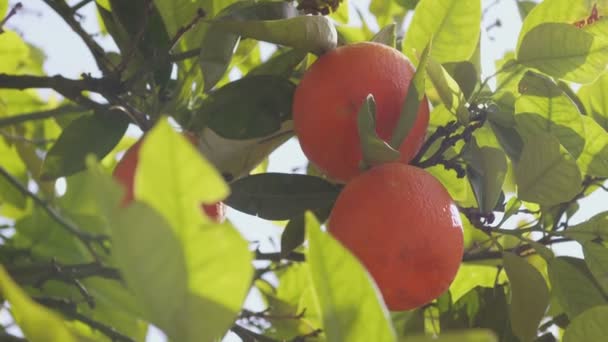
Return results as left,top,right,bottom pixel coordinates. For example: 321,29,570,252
41,112,129,180
548,257,607,319
190,75,295,139
197,121,293,181
517,0,600,49
517,22,608,84
371,23,397,47
199,1,298,91
577,116,608,177
578,72,608,131
464,139,507,213
0,266,78,342
0,140,27,209
426,55,470,123
503,252,550,342
390,42,430,149
514,132,582,206
403,329,498,342
563,305,608,342
248,48,307,77
516,1,536,20
582,241,608,294
213,16,338,55
225,173,341,220
281,215,305,257
515,71,585,158
0,0,7,17
443,61,478,100
136,119,229,229
357,94,402,167
305,212,397,341
562,212,608,243
370,0,407,28
403,0,480,63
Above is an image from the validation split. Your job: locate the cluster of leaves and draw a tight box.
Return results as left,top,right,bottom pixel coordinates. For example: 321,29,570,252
0,0,608,341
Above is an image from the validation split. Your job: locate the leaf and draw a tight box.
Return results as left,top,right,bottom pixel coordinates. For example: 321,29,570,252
41,112,129,179
503,252,550,342
514,132,582,206
443,61,478,100
281,215,305,257
582,241,608,294
517,22,608,84
403,0,481,63
357,94,401,167
196,121,293,181
403,329,497,342
213,15,338,55
577,116,608,177
464,140,507,213
426,55,470,123
390,42,430,149
562,212,608,242
0,266,77,342
563,305,608,342
515,71,585,158
371,23,397,47
190,75,295,139
199,1,298,90
305,212,397,341
225,173,341,220
370,0,408,28
516,1,536,20
548,257,607,319
578,72,608,131
248,48,307,77
0,0,7,17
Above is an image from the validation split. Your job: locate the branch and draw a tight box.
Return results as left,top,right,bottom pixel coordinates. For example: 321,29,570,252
0,73,120,96
0,104,85,128
70,0,94,13
0,2,23,34
41,0,112,73
254,250,306,262
0,167,109,262
35,297,135,342
8,261,121,286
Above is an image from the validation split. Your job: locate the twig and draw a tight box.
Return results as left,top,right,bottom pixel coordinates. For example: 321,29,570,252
231,324,277,342
0,167,109,262
70,0,94,13
8,261,121,287
0,104,84,128
41,0,112,73
0,2,23,34
170,48,200,62
168,8,207,50
35,297,135,342
255,250,306,262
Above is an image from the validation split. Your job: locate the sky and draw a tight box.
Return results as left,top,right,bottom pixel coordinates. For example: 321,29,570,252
3,0,607,341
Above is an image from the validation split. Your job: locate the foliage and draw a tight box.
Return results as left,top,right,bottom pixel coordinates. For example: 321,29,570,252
0,0,607,341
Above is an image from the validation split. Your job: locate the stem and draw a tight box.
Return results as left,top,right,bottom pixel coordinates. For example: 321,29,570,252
168,8,207,50
254,250,305,262
70,0,94,13
0,104,84,128
0,2,23,33
0,167,109,262
170,48,200,62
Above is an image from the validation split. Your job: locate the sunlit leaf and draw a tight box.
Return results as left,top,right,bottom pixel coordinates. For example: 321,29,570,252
464,139,507,213
514,132,582,206
503,252,549,342
426,56,470,123
563,305,608,342
517,23,608,84
370,0,407,28
403,329,497,342
562,212,608,243
371,23,397,47
577,116,608,177
0,266,77,342
578,72,608,131
305,212,397,341
515,71,585,158
403,0,480,63
548,257,607,319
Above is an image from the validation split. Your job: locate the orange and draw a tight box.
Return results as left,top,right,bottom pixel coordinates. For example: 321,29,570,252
113,134,225,222
293,42,430,183
328,163,463,310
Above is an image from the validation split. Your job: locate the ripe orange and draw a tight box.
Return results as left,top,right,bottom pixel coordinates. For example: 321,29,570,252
113,134,225,222
293,42,430,183
327,163,463,311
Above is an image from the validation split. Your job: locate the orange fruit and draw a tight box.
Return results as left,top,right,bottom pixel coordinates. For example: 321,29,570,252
293,42,430,183
328,163,463,310
113,134,225,222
